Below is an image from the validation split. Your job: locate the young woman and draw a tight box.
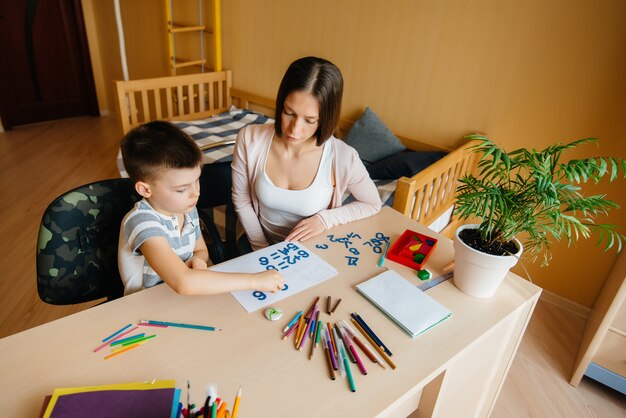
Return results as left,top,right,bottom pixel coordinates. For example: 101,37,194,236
232,56,381,250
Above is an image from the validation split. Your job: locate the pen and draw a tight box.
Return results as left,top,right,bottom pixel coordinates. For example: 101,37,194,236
335,329,346,378
283,311,302,333
338,324,367,375
324,326,338,371
330,298,342,314
336,323,355,363
339,320,385,369
378,239,391,267
351,313,392,356
327,322,338,359
351,318,396,370
139,320,221,331
338,339,356,392
321,330,335,380
326,296,332,314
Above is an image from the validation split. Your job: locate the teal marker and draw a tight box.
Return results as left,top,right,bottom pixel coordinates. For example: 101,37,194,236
378,239,391,267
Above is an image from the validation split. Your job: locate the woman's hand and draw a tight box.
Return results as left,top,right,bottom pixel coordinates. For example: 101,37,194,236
285,215,326,242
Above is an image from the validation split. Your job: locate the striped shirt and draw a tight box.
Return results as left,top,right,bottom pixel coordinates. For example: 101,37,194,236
118,199,201,295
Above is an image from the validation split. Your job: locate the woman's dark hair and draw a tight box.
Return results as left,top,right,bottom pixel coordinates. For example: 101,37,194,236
121,120,202,182
275,56,343,146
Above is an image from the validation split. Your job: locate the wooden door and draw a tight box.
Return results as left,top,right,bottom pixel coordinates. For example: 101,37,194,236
0,0,99,130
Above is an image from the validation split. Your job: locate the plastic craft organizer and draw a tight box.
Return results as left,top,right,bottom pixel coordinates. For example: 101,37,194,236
387,229,438,271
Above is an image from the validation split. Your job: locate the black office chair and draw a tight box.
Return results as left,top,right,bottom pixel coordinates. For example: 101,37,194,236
197,161,242,264
36,178,141,304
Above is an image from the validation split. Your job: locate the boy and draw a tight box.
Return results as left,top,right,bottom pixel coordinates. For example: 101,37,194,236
118,121,284,296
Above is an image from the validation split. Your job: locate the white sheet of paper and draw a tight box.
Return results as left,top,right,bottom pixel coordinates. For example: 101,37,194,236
211,242,337,312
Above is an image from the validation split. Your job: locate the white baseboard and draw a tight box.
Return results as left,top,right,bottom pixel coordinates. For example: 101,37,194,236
540,290,591,319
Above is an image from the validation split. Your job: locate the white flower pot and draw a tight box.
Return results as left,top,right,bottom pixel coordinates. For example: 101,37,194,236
453,224,523,298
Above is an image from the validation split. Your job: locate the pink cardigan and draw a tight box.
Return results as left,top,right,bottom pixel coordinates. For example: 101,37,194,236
232,124,382,249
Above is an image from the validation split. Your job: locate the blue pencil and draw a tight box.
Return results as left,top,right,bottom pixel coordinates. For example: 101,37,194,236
102,323,132,342
283,311,303,333
139,320,221,331
352,313,392,356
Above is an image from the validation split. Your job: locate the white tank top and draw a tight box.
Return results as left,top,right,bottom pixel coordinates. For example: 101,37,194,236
256,139,334,243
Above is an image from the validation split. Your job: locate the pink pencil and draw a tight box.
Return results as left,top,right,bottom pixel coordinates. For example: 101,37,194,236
298,305,318,350
93,326,139,352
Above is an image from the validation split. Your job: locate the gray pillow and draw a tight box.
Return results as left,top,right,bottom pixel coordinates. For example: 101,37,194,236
344,107,406,165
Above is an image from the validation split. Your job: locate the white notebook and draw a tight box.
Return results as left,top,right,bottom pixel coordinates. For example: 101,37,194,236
356,269,452,338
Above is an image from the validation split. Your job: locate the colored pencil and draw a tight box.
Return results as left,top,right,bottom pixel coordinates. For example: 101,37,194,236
137,322,167,328
314,316,322,348
283,311,302,333
232,386,241,418
103,343,140,360
304,296,320,319
378,239,391,267
294,314,306,348
282,319,299,340
352,313,392,356
101,323,132,342
120,334,156,346
309,311,320,360
298,304,317,350
139,320,221,331
109,333,145,346
93,325,138,352
351,318,396,370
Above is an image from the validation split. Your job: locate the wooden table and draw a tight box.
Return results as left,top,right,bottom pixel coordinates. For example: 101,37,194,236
0,207,541,417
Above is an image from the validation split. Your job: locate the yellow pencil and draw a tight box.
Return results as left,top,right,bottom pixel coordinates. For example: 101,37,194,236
104,343,140,360
232,386,242,418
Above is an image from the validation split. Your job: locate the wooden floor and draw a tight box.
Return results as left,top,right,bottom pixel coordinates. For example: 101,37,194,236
0,116,624,417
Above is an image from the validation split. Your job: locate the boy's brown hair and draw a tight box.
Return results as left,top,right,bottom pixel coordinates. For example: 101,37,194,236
121,121,202,182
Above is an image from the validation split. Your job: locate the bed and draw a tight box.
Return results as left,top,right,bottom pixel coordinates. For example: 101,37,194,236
113,70,478,239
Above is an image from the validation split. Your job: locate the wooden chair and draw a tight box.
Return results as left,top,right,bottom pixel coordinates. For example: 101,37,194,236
392,139,480,238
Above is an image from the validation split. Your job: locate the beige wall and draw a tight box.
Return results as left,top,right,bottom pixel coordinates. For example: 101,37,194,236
85,0,626,307
220,0,626,308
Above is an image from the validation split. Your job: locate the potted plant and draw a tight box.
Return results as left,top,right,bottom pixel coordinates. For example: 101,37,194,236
452,134,626,297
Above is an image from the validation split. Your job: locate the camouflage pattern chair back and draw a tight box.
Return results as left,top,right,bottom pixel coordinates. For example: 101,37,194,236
36,179,141,304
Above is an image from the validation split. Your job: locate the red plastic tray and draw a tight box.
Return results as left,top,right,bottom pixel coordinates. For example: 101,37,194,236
387,229,438,270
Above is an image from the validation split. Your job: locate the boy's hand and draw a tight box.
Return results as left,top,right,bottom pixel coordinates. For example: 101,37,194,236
285,215,326,242
255,270,285,293
186,256,208,270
